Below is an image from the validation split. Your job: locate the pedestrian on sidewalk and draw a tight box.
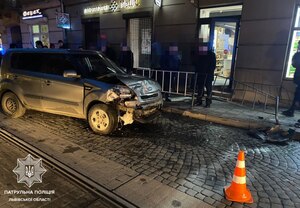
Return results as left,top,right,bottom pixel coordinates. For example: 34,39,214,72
35,40,43,49
58,40,67,49
119,44,134,74
282,43,300,117
192,42,216,107
160,44,181,102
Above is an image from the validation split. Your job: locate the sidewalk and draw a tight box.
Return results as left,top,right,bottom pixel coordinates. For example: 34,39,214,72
162,97,300,131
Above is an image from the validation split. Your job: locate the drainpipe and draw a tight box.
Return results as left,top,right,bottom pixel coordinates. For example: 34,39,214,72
195,0,200,41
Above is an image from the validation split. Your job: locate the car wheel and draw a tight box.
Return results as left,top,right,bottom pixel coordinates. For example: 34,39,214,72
1,92,26,118
88,104,118,135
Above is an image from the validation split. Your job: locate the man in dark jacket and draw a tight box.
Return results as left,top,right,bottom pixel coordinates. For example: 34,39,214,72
119,45,134,74
282,51,300,117
193,43,216,107
58,40,67,49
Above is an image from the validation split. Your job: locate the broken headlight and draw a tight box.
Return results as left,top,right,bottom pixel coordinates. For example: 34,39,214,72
107,85,134,102
115,86,133,99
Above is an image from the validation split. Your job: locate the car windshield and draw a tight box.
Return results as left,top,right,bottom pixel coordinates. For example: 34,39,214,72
73,53,125,78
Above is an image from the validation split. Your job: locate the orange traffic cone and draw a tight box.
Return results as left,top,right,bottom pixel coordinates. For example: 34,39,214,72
224,150,253,203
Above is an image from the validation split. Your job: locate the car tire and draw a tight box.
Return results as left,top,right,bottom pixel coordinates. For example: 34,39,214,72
88,104,118,135
1,92,26,118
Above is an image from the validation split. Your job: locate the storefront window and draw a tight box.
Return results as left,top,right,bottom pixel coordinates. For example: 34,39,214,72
41,25,48,33
31,24,49,48
286,7,300,78
32,25,40,33
199,24,210,42
200,5,242,18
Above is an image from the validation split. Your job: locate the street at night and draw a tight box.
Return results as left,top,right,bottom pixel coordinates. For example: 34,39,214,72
2,0,300,207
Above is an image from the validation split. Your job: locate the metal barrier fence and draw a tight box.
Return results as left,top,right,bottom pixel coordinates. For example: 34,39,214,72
135,68,280,124
136,67,196,96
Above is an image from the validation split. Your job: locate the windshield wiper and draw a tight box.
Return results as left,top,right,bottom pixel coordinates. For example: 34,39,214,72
96,73,115,79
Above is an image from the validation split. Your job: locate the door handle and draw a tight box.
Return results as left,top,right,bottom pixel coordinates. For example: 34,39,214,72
44,80,51,86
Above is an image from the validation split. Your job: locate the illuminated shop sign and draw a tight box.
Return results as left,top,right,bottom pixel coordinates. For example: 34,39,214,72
155,0,162,7
57,13,71,29
22,9,43,20
84,0,140,15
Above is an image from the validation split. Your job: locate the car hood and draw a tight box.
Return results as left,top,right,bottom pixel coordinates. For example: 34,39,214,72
115,74,162,96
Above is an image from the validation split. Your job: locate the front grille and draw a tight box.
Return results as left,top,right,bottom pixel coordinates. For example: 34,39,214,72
141,93,158,100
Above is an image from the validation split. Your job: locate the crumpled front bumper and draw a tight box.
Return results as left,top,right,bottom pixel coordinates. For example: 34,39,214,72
118,98,163,124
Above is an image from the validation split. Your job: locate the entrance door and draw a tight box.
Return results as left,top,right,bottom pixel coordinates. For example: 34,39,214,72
198,17,240,87
84,21,100,50
128,18,152,68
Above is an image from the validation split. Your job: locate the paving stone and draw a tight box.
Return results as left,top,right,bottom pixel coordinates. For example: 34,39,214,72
202,190,215,197
183,181,195,189
281,199,295,207
220,198,233,206
177,185,188,193
203,197,216,205
213,201,227,208
212,193,224,201
174,179,186,186
270,197,283,205
195,193,206,200
186,189,198,197
230,202,244,208
192,185,204,193
258,202,271,208
244,203,258,208
271,204,283,208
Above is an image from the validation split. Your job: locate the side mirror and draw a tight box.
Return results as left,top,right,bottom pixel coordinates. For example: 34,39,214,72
63,70,81,78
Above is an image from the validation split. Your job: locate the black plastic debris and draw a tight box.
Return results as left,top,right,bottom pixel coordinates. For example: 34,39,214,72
247,125,292,144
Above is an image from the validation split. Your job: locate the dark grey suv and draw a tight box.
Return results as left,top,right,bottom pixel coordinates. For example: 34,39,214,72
0,49,163,134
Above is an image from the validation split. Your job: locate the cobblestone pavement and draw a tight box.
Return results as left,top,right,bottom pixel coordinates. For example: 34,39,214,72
0,136,115,208
2,110,300,208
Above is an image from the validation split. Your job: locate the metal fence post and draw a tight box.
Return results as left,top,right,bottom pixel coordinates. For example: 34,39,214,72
191,73,198,107
275,96,279,125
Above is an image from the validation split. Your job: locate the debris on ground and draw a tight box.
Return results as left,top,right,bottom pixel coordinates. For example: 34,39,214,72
294,123,300,128
247,125,293,144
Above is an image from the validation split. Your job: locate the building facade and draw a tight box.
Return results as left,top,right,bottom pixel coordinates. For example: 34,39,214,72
0,0,299,106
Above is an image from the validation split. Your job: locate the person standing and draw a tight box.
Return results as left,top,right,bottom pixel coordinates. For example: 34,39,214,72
193,42,216,107
282,49,300,117
119,45,134,74
58,40,67,49
50,43,55,49
9,43,17,48
164,44,181,101
35,40,43,48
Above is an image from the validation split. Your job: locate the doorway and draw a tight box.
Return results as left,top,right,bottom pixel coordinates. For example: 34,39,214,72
198,17,240,88
127,17,152,68
198,4,242,90
84,20,100,50
11,26,23,48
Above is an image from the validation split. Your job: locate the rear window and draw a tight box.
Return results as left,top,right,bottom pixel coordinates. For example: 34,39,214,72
11,53,77,75
11,53,43,72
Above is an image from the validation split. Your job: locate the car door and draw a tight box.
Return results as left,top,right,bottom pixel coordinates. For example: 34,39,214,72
9,52,43,109
39,53,84,117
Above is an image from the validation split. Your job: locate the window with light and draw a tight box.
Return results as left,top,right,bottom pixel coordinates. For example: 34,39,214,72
286,6,300,78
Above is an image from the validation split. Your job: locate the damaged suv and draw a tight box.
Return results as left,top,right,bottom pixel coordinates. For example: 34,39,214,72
0,49,163,134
